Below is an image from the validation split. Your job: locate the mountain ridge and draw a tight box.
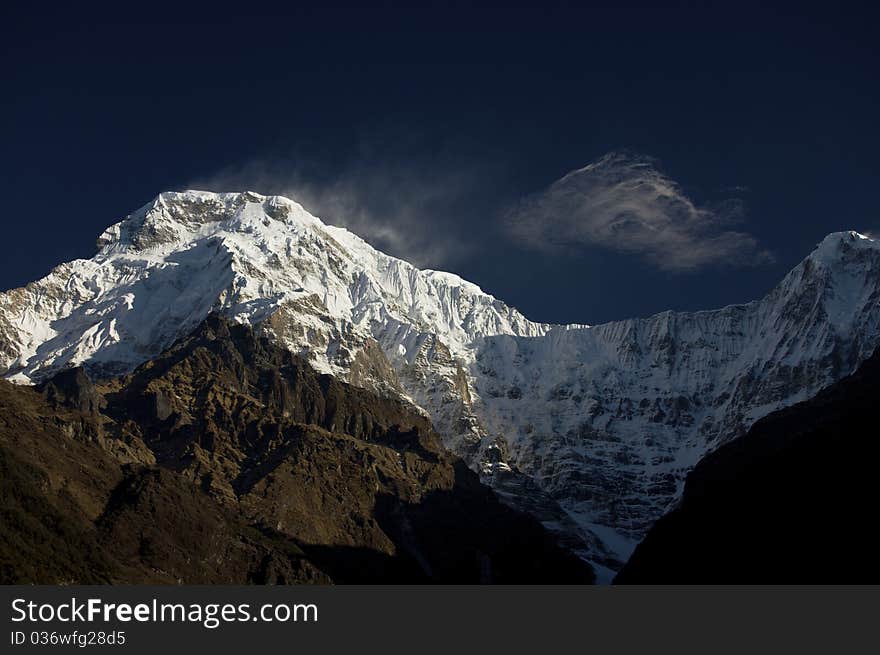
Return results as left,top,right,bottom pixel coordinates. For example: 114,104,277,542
2,189,879,572
1,313,593,583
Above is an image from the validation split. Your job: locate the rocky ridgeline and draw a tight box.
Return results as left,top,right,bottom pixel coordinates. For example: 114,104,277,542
0,315,593,584
2,190,879,570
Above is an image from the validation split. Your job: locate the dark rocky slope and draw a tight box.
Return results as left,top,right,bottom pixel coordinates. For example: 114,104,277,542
0,379,322,584
0,315,593,584
616,349,880,583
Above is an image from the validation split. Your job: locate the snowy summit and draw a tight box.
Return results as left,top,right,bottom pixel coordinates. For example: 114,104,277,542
2,190,880,574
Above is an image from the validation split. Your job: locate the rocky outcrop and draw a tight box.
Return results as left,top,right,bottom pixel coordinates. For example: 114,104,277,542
3,190,880,570
0,315,593,584
38,366,104,414
0,377,319,584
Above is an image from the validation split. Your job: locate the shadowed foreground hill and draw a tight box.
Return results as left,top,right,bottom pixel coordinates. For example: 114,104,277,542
0,315,593,584
616,350,880,584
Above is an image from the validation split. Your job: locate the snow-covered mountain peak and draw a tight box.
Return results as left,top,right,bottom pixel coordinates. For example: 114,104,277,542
2,191,880,575
95,190,323,254
0,190,547,385
805,230,877,267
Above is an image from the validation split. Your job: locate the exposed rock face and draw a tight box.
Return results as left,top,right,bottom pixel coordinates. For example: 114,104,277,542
616,348,880,583
2,190,879,570
0,315,593,584
0,375,321,584
38,366,104,414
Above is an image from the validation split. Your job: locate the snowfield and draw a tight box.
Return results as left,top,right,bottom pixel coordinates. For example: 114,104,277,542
3,190,879,570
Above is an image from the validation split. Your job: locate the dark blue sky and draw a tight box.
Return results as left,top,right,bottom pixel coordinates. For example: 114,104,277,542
2,3,878,325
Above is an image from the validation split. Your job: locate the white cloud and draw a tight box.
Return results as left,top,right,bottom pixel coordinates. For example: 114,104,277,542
505,151,773,271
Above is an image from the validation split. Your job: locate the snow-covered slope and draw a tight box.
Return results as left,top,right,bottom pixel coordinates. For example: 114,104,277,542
475,231,880,566
3,190,879,571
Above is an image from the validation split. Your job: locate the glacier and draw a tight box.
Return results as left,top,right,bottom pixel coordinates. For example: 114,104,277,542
3,190,879,572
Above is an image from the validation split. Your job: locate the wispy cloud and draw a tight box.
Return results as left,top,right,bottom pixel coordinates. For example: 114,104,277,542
186,156,482,269
504,151,773,272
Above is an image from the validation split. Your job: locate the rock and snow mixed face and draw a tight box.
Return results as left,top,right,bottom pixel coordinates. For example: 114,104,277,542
2,190,879,572
0,190,549,458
